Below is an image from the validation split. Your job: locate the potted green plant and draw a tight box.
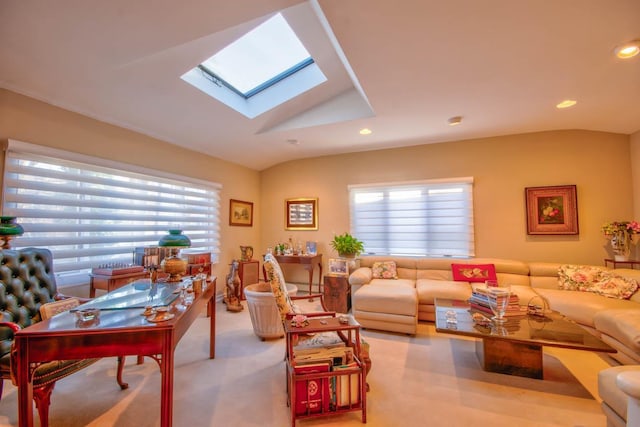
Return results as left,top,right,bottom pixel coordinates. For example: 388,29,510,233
330,232,365,258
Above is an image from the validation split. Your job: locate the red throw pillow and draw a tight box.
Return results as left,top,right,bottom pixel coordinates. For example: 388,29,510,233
451,263,497,282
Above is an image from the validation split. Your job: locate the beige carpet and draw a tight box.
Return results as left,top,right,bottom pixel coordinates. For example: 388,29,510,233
0,298,614,427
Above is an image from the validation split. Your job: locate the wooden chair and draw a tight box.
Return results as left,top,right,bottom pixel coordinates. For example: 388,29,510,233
262,253,371,384
0,247,127,427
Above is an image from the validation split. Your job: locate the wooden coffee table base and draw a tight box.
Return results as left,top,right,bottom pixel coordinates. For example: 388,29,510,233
476,339,543,379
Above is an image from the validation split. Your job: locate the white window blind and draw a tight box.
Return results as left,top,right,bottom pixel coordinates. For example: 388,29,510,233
2,141,221,285
349,178,474,257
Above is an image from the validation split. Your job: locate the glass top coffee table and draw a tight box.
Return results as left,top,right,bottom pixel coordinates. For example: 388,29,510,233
434,298,615,379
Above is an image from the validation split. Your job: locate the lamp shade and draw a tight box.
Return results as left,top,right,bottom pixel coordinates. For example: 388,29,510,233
158,229,191,247
0,216,24,236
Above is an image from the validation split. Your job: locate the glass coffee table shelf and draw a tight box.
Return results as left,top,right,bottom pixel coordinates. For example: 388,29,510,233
434,298,615,379
71,279,180,311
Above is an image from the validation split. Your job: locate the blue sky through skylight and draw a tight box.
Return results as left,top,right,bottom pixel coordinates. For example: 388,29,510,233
200,13,312,97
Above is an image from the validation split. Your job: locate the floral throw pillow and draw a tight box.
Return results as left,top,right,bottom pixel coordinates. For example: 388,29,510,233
451,263,497,282
371,261,398,279
558,264,639,299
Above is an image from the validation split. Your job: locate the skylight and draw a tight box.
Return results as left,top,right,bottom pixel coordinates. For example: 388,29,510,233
199,13,313,98
182,12,326,119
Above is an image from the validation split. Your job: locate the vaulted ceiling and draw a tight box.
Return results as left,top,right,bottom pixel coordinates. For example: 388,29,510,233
1,0,639,170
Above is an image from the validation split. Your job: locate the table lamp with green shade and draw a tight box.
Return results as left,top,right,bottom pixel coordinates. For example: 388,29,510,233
158,229,191,282
0,216,24,249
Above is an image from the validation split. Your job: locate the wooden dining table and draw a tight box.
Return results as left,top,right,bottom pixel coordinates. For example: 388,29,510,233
14,277,217,427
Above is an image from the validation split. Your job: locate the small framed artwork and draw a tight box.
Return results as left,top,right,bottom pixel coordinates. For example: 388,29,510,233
229,199,253,227
286,198,318,230
525,185,578,235
306,241,317,255
328,258,348,276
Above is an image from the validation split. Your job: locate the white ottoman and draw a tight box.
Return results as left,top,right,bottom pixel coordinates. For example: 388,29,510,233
353,284,418,334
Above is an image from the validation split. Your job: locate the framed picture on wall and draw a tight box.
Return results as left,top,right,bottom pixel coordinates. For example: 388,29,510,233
286,198,318,230
229,199,253,227
525,185,578,235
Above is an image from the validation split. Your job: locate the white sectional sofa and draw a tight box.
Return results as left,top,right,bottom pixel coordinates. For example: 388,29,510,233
348,256,640,365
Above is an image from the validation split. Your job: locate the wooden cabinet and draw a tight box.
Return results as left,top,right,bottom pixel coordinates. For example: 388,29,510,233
238,260,260,300
323,275,351,313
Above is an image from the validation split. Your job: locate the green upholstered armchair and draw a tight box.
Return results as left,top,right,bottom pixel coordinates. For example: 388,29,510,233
0,247,126,427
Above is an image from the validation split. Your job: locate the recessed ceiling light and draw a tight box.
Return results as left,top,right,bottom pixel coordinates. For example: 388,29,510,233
447,116,462,126
359,128,372,135
556,100,577,109
614,40,640,59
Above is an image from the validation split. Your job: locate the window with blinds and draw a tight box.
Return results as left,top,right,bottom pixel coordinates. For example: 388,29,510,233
2,141,221,287
349,178,474,258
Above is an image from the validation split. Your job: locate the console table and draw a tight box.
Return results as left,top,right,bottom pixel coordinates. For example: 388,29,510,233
272,254,323,294
14,277,217,427
604,258,640,269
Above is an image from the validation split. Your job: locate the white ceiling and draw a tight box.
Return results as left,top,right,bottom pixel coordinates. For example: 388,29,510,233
1,0,639,171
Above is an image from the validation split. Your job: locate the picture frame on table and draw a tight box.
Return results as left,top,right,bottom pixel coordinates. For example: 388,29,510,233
328,258,349,276
229,199,253,227
525,185,578,235
306,241,317,255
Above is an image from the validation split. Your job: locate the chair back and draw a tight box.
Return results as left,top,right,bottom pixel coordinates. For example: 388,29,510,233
263,253,295,321
0,248,58,358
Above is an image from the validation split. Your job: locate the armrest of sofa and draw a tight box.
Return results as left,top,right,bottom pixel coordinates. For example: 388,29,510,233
349,267,372,286
617,370,640,426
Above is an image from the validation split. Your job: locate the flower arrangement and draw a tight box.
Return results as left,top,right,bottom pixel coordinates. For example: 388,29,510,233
601,221,640,236
602,221,640,259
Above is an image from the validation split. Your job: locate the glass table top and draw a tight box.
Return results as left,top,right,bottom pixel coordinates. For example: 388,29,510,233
72,279,182,311
434,298,615,353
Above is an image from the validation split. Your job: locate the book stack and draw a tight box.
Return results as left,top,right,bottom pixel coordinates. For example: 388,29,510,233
293,346,361,414
468,286,527,317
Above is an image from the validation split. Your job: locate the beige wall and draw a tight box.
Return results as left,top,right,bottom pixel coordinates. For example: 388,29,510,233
0,89,261,285
261,130,633,282
1,89,636,289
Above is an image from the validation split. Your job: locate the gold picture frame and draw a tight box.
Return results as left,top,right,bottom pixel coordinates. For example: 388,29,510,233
286,198,318,230
525,185,578,235
229,199,253,227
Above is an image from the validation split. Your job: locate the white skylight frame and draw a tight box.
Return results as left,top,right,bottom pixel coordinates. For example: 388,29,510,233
182,12,327,119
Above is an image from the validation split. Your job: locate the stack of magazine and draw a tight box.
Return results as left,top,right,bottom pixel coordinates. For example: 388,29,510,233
468,286,527,317
293,346,361,415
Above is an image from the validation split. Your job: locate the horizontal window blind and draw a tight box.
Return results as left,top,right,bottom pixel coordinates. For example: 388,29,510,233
349,178,474,257
3,141,221,285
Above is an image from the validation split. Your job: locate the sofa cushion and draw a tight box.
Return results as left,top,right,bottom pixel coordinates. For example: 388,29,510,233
416,279,472,304
353,285,417,316
594,309,640,353
369,278,415,288
451,263,496,282
372,261,398,279
536,288,638,328
558,264,638,299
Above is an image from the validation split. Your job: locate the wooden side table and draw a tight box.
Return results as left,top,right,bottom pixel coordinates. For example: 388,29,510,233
272,254,323,294
323,275,351,313
284,316,366,427
604,259,640,269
